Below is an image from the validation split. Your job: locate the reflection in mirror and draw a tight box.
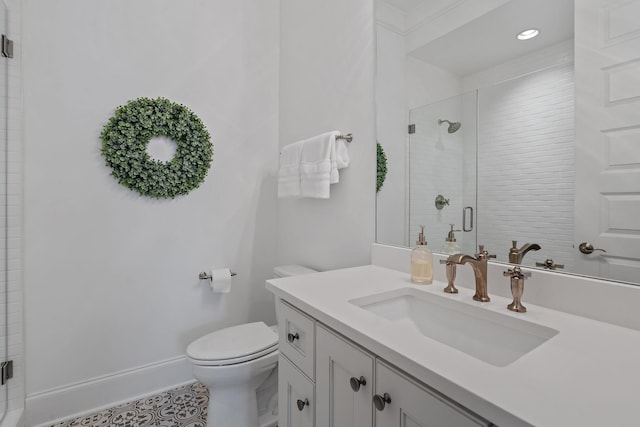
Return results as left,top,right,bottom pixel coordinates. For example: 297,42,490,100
407,92,477,257
375,0,640,286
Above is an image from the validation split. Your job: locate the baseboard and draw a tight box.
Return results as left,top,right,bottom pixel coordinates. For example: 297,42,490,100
26,356,193,427
1,408,24,427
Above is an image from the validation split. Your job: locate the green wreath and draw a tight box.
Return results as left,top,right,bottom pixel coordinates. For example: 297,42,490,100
376,142,388,193
100,97,213,199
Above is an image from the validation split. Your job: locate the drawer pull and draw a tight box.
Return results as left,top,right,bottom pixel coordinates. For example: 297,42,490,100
373,393,391,411
287,332,300,343
296,398,309,411
349,376,367,392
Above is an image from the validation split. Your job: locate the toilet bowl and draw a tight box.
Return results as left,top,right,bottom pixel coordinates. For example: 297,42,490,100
186,264,317,427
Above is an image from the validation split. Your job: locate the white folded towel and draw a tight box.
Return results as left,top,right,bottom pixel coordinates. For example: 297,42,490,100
300,131,350,199
334,137,350,177
277,140,305,198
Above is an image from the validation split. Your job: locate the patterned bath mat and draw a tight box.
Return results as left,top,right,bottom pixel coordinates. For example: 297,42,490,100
50,382,208,427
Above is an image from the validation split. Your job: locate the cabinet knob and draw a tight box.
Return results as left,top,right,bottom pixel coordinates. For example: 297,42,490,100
287,332,299,343
373,393,392,411
349,376,367,392
296,398,309,411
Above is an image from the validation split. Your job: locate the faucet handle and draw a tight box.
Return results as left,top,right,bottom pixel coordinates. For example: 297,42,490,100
535,258,565,270
439,259,458,294
503,266,532,279
504,266,531,313
477,244,496,260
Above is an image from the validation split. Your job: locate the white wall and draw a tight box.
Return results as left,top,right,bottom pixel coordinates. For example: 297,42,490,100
375,26,407,247
277,0,376,270
23,0,279,422
406,57,461,111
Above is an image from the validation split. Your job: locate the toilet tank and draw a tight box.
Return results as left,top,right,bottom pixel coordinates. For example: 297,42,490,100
273,264,317,278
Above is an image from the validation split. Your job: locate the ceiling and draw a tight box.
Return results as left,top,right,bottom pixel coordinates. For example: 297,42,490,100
379,0,574,76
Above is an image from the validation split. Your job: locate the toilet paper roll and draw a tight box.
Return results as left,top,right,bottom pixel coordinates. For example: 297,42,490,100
210,268,232,293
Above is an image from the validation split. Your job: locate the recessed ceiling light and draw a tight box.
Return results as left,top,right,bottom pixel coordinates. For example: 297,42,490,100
517,28,540,40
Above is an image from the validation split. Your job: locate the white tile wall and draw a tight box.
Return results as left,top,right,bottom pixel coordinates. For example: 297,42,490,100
0,0,23,415
476,62,575,269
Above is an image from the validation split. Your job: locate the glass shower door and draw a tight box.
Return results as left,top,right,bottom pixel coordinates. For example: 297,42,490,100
408,91,477,255
0,0,8,421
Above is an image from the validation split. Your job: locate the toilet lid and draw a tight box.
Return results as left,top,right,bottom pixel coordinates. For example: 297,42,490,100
187,322,278,365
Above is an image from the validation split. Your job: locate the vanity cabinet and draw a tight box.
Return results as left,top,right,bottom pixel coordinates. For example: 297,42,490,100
277,298,492,427
374,360,490,427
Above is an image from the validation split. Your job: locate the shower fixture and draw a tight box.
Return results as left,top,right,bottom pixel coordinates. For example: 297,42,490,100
438,119,462,134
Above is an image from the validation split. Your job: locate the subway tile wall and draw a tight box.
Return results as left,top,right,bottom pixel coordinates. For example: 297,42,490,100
477,62,575,269
4,0,23,414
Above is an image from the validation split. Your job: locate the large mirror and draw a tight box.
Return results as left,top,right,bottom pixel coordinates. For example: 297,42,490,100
375,0,640,286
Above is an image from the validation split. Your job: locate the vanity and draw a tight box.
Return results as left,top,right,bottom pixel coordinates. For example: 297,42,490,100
266,249,640,427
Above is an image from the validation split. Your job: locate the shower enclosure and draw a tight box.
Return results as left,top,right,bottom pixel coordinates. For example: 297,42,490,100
408,91,477,256
407,62,575,268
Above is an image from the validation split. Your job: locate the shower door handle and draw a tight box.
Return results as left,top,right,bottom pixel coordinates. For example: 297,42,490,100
463,207,474,232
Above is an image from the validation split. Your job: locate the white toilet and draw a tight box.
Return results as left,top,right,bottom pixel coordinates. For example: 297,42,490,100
186,264,317,427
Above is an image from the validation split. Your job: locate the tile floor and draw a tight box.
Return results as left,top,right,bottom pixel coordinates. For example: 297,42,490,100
50,382,208,427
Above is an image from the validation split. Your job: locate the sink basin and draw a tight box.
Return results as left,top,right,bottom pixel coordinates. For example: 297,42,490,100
350,287,558,367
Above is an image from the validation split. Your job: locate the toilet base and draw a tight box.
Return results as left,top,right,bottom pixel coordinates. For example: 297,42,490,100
207,386,259,427
190,350,278,427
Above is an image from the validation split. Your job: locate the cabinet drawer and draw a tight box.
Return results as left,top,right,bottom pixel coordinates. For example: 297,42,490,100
278,299,316,379
279,354,315,427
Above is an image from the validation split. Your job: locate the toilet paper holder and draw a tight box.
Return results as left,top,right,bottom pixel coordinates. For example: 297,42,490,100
198,271,237,281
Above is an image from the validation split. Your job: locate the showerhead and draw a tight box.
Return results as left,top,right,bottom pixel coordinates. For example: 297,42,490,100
438,119,462,134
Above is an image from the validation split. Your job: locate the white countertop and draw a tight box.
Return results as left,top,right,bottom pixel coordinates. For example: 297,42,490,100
266,265,640,427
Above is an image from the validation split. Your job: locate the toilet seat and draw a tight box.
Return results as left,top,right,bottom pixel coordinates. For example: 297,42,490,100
187,321,278,367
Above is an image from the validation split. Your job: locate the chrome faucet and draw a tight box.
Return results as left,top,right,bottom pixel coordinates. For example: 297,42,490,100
508,241,541,264
447,245,496,302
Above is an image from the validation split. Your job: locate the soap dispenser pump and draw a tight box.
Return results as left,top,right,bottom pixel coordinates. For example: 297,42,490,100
443,224,461,254
411,225,433,284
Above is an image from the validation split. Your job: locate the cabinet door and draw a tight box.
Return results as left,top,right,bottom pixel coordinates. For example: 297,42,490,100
279,354,315,427
316,325,374,427
374,361,490,427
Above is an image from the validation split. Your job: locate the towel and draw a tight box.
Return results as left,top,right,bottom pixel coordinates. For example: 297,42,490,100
300,131,350,198
277,140,305,198
334,137,350,177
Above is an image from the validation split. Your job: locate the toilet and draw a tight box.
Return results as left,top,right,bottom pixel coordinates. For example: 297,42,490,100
186,264,317,427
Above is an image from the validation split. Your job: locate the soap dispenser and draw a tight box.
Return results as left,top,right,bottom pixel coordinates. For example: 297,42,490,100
443,224,461,254
411,225,433,284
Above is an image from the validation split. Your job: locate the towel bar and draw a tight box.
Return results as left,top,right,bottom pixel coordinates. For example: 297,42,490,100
337,133,353,143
